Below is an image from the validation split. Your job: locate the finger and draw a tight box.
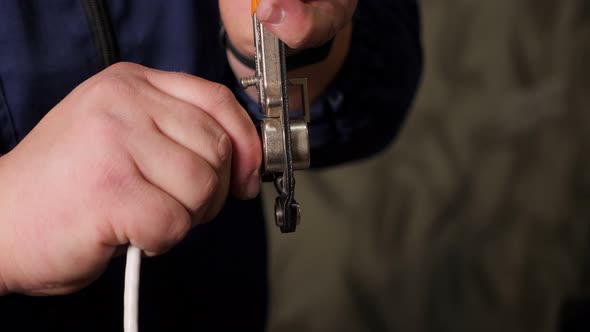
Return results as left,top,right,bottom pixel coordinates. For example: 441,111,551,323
84,65,234,191
142,69,262,200
127,122,230,223
256,0,357,49
140,84,234,173
103,174,192,256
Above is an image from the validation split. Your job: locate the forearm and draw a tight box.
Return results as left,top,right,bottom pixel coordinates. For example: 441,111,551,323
227,23,353,111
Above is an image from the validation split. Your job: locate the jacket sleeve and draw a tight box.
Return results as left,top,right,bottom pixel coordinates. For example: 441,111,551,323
236,0,424,168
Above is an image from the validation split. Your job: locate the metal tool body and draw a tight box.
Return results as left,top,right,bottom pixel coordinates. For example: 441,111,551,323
240,4,310,233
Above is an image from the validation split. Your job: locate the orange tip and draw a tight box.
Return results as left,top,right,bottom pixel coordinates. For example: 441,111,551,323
251,0,260,15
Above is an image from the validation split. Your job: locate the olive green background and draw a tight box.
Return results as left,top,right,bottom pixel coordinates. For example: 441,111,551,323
263,1,590,331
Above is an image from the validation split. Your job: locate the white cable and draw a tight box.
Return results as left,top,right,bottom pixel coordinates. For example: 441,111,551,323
124,245,142,332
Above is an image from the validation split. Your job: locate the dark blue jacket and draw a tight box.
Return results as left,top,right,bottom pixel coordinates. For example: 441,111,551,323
0,0,422,330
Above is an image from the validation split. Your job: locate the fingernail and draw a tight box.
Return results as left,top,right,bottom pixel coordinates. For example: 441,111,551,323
257,2,284,25
245,170,261,199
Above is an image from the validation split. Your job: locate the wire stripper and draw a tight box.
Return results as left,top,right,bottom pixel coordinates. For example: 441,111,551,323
239,0,311,233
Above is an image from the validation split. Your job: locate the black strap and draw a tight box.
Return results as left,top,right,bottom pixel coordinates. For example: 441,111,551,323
220,26,334,71
223,30,257,70
82,0,120,69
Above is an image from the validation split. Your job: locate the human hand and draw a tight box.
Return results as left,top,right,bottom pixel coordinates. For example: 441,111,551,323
0,62,261,295
219,0,358,57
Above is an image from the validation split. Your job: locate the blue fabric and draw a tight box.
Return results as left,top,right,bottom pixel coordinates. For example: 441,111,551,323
0,0,423,330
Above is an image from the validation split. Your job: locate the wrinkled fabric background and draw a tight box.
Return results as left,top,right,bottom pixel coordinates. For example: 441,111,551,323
263,1,590,331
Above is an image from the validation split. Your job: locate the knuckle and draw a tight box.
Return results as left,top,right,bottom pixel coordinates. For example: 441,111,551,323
92,161,135,194
174,151,202,178
173,152,221,211
189,166,220,211
243,135,263,168
88,73,137,99
171,213,192,244
90,147,136,194
88,63,146,99
80,116,134,194
139,203,189,254
215,132,233,167
106,61,143,74
199,167,220,203
85,111,117,136
209,83,236,107
83,110,127,148
155,204,191,246
194,170,226,225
